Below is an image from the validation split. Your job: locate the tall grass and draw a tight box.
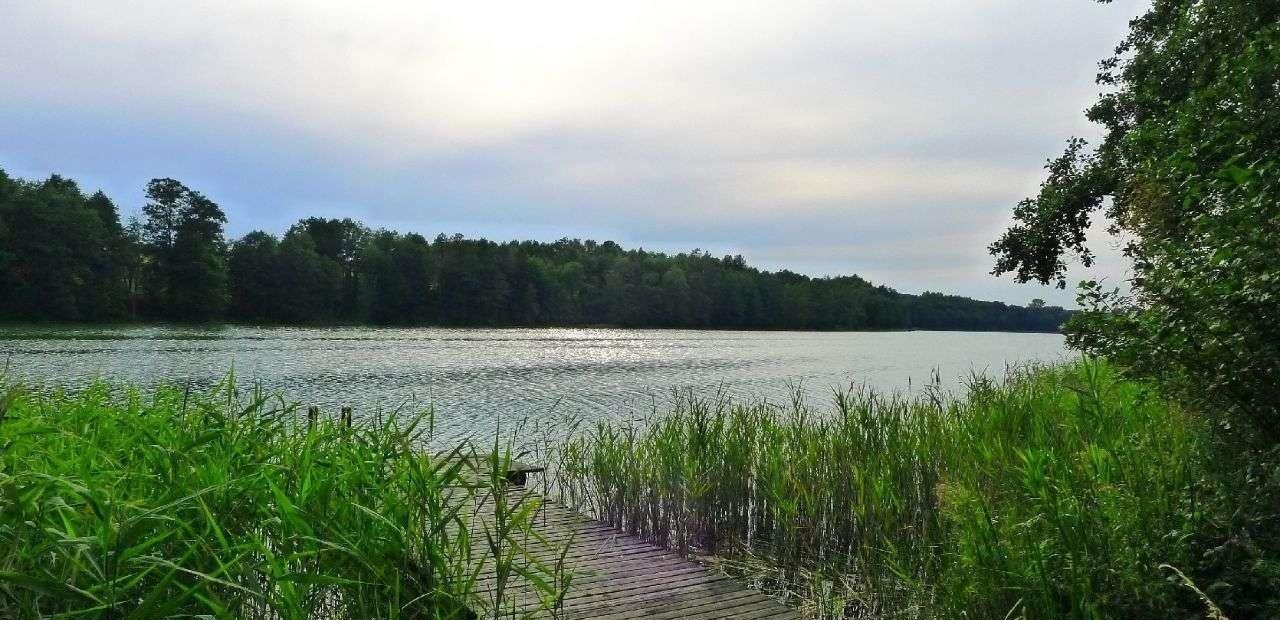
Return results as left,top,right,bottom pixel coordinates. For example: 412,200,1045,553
554,360,1213,618
0,378,561,619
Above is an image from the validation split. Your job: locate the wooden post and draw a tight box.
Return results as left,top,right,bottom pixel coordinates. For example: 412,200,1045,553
341,406,352,428
307,406,319,429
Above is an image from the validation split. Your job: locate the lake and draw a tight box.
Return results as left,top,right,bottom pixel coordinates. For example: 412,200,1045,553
1,325,1067,446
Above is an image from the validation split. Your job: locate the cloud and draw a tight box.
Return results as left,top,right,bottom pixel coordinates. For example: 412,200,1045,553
0,0,1146,306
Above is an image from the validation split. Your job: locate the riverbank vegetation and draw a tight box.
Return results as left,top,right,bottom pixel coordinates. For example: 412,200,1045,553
554,360,1279,618
990,0,1279,435
0,379,562,618
978,0,1280,615
0,170,1067,331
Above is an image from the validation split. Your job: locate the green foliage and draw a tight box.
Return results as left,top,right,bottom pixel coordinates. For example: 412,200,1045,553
555,361,1277,618
274,229,342,322
292,217,368,318
990,6,1280,612
1,166,1068,331
228,231,283,321
140,178,230,320
988,0,1280,431
0,378,561,618
227,229,1068,330
0,173,130,321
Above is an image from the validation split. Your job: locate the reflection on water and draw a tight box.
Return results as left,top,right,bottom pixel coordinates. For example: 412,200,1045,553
0,325,1067,446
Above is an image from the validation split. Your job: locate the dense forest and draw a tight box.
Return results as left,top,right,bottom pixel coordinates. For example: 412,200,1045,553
0,168,1068,331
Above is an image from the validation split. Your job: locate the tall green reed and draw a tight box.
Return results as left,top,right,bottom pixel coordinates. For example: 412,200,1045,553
0,376,562,619
554,360,1210,618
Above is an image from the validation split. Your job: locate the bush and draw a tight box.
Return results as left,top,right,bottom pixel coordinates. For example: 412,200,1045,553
989,0,1280,436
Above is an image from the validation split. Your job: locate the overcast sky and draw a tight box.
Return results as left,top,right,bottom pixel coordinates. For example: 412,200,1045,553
0,1,1145,306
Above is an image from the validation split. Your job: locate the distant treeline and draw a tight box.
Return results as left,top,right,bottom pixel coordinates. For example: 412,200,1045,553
0,169,1069,331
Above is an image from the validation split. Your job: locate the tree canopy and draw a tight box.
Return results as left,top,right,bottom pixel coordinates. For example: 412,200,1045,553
141,178,229,321
993,5,1280,611
989,0,1279,431
0,173,127,321
0,167,1068,331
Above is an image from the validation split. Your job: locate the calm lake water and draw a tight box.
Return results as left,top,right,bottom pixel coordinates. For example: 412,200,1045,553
1,325,1067,446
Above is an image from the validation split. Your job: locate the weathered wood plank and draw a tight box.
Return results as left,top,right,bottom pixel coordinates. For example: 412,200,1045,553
463,483,798,619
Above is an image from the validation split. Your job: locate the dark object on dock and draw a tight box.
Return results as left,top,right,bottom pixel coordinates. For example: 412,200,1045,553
447,455,546,486
503,459,545,486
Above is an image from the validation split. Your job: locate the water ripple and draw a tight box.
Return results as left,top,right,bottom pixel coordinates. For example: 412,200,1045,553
1,326,1068,447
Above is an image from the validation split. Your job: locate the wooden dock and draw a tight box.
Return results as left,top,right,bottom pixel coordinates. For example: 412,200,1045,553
463,471,798,619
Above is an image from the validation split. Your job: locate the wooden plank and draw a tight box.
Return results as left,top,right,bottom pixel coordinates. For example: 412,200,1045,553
576,591,782,620
581,589,764,619
461,483,798,619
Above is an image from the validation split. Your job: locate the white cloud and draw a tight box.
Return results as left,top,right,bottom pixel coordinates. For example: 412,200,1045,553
0,0,1148,306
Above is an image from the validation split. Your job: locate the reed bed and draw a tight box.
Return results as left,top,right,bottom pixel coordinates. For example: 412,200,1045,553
554,360,1211,618
0,378,561,619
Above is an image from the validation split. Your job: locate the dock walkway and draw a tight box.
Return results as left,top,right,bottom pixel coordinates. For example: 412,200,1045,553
463,469,798,619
